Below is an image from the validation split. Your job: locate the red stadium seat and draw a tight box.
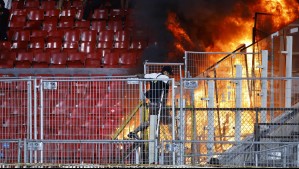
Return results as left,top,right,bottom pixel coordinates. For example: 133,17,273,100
11,1,24,10
97,41,113,49
62,42,79,53
92,8,109,20
58,17,74,30
119,51,137,68
114,30,130,42
79,42,97,53
11,41,29,52
90,20,107,33
24,0,40,9
30,30,47,41
49,52,67,68
0,59,14,68
28,38,45,52
32,52,51,68
72,0,84,9
74,20,90,31
97,48,111,57
9,21,25,32
97,30,114,49
110,8,124,21
14,51,34,68
85,59,101,68
9,15,27,31
85,52,102,68
0,50,15,68
45,39,62,53
12,30,31,42
42,20,58,32
113,41,130,50
33,52,51,64
98,30,114,42
25,9,45,29
102,52,119,68
44,9,60,21
60,9,77,17
0,41,11,51
10,9,27,19
24,22,42,31
40,1,56,10
75,9,84,20
64,29,80,42
80,30,97,43
86,52,102,60
107,20,123,32
0,51,16,60
66,52,85,68
27,9,44,21
48,29,64,41
130,39,148,50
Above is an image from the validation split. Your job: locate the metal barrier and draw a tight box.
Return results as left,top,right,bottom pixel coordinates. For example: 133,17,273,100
36,77,176,164
1,44,299,167
177,77,299,166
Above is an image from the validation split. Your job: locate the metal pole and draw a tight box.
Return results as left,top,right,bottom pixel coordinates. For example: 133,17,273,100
178,79,186,165
207,80,215,158
40,80,44,163
235,65,242,142
270,32,279,121
285,36,293,108
261,50,268,123
171,78,176,165
184,51,188,78
254,110,260,167
149,115,157,164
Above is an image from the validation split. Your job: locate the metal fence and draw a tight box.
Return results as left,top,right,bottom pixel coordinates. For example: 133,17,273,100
177,77,299,167
1,46,299,167
0,76,178,165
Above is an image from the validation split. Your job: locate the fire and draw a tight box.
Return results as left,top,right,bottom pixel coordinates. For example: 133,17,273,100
166,11,195,52
263,0,299,29
164,0,299,155
165,0,299,53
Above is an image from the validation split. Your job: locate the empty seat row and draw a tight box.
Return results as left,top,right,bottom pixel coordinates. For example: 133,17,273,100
11,0,84,10
10,8,129,22
9,16,128,33
8,29,131,42
0,50,139,68
1,39,146,54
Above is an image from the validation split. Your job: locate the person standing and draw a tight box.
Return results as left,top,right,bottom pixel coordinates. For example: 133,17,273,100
0,0,9,41
127,66,173,139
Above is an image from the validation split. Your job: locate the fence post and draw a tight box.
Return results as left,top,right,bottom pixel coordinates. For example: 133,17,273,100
149,115,157,164
254,110,260,167
207,80,215,159
235,65,242,142
285,36,293,108
261,50,268,123
178,79,186,165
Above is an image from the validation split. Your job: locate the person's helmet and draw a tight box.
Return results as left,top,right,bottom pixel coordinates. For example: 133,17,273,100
161,66,173,75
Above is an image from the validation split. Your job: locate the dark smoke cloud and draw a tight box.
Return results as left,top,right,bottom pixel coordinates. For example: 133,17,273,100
133,0,299,65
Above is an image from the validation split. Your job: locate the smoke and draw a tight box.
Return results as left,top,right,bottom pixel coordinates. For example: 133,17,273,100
133,0,299,64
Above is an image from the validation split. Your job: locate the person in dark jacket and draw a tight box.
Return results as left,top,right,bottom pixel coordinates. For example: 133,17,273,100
0,0,9,41
127,66,173,139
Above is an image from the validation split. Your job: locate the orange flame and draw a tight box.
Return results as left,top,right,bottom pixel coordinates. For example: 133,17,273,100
166,0,299,53
166,12,195,52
